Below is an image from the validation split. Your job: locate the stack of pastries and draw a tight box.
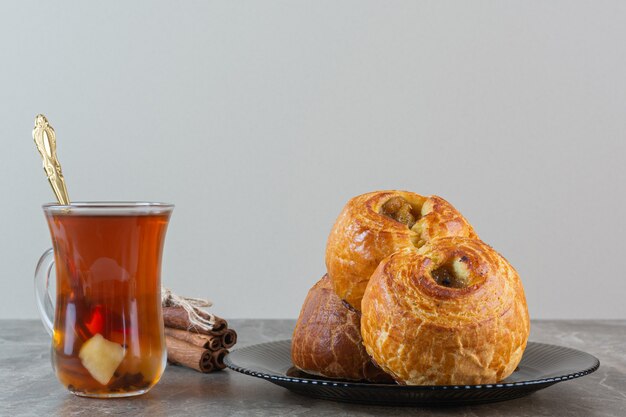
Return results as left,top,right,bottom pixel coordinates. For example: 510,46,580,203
291,191,530,385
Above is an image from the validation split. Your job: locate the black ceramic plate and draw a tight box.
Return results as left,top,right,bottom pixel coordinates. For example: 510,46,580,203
225,340,599,406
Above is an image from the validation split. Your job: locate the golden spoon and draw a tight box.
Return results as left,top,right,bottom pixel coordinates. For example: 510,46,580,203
32,114,70,205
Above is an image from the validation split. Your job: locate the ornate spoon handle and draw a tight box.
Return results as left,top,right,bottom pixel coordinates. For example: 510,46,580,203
32,114,70,205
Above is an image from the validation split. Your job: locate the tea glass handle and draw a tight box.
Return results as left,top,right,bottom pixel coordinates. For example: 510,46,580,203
34,248,55,336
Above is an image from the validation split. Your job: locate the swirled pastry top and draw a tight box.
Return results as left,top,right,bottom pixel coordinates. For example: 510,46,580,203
361,237,530,385
325,191,477,310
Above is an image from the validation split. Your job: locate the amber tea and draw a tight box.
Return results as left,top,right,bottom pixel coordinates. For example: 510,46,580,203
35,203,173,397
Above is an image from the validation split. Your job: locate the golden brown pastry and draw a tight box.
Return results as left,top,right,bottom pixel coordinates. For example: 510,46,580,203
326,191,476,310
291,275,392,382
361,237,530,385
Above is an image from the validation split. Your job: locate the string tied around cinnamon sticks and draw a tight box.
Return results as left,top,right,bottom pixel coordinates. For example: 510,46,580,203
161,288,236,373
161,287,220,332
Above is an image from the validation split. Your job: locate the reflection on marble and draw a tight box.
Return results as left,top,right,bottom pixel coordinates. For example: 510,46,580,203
0,320,624,417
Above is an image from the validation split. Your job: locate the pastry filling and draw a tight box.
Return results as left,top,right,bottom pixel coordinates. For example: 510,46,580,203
431,257,470,288
381,196,419,228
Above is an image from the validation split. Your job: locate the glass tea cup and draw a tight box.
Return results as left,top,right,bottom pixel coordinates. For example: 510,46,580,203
34,202,173,397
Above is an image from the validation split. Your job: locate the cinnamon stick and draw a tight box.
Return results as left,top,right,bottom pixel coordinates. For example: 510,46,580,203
211,348,228,370
165,335,214,373
165,327,223,351
221,329,238,349
163,306,228,335
210,314,228,333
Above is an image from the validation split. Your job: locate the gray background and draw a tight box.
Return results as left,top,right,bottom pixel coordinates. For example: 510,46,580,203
1,1,624,320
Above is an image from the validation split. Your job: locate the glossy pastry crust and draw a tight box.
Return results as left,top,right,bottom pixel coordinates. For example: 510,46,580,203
361,237,530,385
291,275,392,382
325,191,476,310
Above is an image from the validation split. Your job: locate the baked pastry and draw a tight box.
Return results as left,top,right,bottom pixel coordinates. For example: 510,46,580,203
326,191,476,310
360,237,530,385
291,275,392,382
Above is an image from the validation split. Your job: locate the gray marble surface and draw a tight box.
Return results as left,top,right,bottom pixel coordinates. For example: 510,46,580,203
0,319,624,416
